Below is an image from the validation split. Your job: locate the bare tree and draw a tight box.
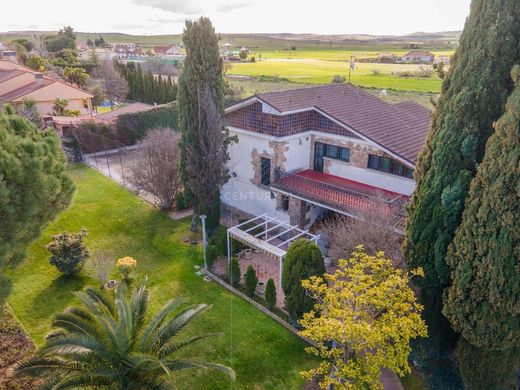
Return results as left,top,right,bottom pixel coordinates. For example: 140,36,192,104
184,84,231,229
325,196,405,267
88,250,115,290
93,61,128,109
128,128,183,210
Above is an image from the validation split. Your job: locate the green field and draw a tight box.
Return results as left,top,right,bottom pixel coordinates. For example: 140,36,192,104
228,60,442,92
7,165,316,389
251,49,454,61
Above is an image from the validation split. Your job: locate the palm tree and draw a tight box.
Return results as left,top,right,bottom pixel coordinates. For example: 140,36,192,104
16,277,234,389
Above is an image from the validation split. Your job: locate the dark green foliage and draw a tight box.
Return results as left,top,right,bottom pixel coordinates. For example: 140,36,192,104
282,239,325,322
15,277,234,387
208,226,227,258
403,0,520,348
175,189,193,211
228,258,241,288
455,338,519,390
11,38,33,51
116,102,178,145
265,278,276,311
178,17,231,230
0,105,74,306
244,266,258,298
206,244,218,268
405,0,520,290
47,229,89,275
116,62,177,105
442,67,520,380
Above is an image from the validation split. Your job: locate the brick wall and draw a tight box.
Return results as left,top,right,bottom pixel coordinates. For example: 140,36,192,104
225,103,359,138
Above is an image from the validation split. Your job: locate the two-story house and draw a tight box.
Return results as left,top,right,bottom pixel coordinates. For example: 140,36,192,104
221,83,430,231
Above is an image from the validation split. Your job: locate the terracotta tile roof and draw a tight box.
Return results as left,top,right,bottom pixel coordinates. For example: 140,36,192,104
0,68,24,82
272,169,408,227
255,84,430,164
0,78,55,100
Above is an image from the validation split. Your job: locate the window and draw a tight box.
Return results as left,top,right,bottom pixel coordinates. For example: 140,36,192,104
367,154,414,178
317,142,350,163
260,157,271,185
281,195,289,211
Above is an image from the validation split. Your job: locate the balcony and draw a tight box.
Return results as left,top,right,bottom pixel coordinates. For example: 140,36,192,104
271,169,408,229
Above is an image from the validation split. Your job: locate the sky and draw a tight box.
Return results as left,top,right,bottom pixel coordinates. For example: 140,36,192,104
3,0,472,36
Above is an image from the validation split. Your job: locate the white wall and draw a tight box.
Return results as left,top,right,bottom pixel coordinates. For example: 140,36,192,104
283,134,312,172
222,130,282,219
325,157,415,195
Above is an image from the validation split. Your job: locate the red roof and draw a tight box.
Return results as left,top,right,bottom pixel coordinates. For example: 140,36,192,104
252,84,430,164
273,169,408,219
0,78,55,100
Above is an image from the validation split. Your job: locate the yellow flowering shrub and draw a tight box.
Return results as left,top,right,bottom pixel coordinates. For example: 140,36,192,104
116,256,137,281
299,246,427,389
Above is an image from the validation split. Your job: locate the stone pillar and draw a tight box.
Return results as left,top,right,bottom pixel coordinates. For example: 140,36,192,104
288,197,309,229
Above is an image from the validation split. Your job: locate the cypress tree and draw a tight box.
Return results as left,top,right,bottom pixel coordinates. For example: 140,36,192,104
403,0,520,349
177,17,229,230
442,66,520,386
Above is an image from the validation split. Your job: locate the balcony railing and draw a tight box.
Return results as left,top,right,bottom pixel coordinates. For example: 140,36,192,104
272,168,408,230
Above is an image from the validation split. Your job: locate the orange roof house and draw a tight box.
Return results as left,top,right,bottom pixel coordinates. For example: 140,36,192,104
0,59,94,116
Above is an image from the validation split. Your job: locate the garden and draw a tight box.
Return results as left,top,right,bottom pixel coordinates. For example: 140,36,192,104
6,165,317,389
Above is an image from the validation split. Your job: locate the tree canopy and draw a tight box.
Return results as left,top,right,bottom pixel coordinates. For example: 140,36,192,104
0,105,74,306
442,66,520,387
177,17,230,230
300,247,427,389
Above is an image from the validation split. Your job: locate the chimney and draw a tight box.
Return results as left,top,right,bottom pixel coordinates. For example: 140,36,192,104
34,72,44,84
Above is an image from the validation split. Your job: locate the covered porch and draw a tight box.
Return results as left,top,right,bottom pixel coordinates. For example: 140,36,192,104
271,169,409,232
226,214,320,307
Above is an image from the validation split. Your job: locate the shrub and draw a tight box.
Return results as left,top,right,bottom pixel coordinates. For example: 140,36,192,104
88,250,115,290
244,266,258,298
228,258,241,288
116,102,179,145
116,256,137,283
47,228,89,275
206,244,218,268
208,226,227,258
282,239,325,322
331,75,346,84
265,278,276,311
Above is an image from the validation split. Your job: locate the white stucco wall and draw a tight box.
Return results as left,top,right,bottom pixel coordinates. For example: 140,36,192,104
325,157,415,195
222,129,283,219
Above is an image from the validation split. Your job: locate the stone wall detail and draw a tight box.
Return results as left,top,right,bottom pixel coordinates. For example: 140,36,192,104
250,140,288,186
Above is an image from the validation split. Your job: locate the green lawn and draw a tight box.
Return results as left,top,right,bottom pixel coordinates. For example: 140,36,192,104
228,60,442,92
7,165,316,389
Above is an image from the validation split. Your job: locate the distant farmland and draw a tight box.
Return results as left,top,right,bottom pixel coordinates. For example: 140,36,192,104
227,60,443,92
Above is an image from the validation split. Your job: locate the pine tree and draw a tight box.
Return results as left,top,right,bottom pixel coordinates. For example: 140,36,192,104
244,265,258,298
403,0,520,349
442,66,520,386
177,17,230,230
0,105,74,307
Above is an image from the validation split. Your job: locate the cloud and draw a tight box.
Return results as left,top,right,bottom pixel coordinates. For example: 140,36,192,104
148,17,187,25
215,2,251,12
134,0,250,14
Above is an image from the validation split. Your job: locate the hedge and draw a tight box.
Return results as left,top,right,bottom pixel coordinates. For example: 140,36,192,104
116,102,179,145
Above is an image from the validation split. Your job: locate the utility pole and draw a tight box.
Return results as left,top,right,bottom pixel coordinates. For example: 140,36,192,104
348,55,355,84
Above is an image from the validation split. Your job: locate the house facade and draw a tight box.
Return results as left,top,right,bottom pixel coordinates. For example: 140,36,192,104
221,84,430,230
401,50,435,63
0,60,93,116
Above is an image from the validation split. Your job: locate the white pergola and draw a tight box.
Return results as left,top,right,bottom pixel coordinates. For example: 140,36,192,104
227,213,320,287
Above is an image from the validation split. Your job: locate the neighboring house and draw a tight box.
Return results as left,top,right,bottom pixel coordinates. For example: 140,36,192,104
222,83,430,231
1,50,18,62
113,43,142,58
78,47,118,61
434,55,451,65
0,59,93,116
401,51,435,63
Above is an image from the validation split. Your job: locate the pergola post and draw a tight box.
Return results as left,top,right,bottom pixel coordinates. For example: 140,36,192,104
226,229,231,263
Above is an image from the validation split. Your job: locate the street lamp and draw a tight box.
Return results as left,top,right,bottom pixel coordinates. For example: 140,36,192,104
199,214,207,270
